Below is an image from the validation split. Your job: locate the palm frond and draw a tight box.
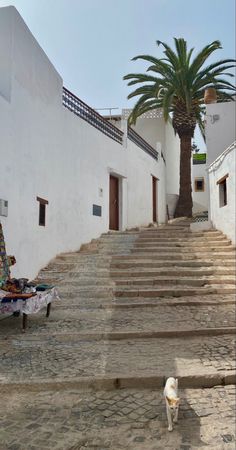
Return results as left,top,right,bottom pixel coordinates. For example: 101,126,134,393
156,40,180,69
127,85,157,100
189,40,222,79
124,37,235,130
123,74,161,86
195,59,236,80
131,54,162,65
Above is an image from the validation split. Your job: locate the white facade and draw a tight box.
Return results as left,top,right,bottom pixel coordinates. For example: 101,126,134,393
208,142,235,244
122,110,180,218
192,100,236,216
191,159,208,213
0,6,171,280
164,120,180,217
205,101,236,165
205,99,236,243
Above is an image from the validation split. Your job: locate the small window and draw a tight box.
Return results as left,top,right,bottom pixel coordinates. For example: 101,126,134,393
37,197,48,226
218,175,228,207
39,203,46,226
194,177,204,192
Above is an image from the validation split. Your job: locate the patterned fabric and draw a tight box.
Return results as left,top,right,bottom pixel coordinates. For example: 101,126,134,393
0,222,10,286
0,287,60,315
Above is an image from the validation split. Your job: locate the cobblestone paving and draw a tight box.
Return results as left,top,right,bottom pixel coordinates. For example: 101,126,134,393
14,304,236,332
0,333,235,383
0,386,235,450
1,303,235,335
0,226,235,449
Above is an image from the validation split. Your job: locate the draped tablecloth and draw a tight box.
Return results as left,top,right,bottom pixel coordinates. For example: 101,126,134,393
0,287,60,315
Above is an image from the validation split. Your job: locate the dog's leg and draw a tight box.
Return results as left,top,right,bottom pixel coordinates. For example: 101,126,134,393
165,400,173,431
173,406,179,423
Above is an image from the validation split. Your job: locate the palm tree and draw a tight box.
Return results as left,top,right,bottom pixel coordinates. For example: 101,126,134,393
124,39,236,217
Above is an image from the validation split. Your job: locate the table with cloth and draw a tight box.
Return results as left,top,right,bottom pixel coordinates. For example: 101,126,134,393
0,287,60,330
1,222,60,330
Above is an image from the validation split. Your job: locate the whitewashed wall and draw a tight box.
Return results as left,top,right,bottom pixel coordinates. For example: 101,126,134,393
208,142,235,244
0,6,165,280
191,161,208,213
130,115,166,151
122,111,180,218
205,101,236,165
164,120,180,217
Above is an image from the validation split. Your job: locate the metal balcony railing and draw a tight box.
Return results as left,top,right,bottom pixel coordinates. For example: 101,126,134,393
62,87,124,144
127,127,158,160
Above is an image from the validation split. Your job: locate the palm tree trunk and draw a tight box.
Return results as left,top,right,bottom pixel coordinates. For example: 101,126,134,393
174,134,193,217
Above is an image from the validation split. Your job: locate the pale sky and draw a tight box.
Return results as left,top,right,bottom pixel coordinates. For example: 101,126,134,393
0,0,235,149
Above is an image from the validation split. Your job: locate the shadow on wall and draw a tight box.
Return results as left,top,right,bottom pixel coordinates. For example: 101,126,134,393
166,194,179,219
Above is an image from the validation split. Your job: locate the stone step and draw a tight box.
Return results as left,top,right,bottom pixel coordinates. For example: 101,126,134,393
111,268,236,277
113,252,236,260
131,246,235,253
102,233,203,240
134,239,232,247
63,270,235,282
14,304,234,335
1,374,235,393
134,240,231,247
143,233,218,239
115,285,236,298
49,292,235,309
0,334,235,390
52,273,236,287
138,234,226,240
139,229,222,236
101,230,223,238
54,277,235,289
106,293,236,307
111,259,236,268
101,233,227,241
114,276,236,287
58,279,114,287
40,328,236,340
141,227,191,232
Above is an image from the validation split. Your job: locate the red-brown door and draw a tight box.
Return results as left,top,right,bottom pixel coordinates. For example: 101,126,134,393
152,176,157,222
109,175,119,230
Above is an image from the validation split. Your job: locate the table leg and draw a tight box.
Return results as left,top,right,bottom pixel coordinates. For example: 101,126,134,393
46,302,51,317
22,313,27,331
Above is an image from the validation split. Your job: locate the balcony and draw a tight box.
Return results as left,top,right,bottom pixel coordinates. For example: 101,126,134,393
63,87,124,144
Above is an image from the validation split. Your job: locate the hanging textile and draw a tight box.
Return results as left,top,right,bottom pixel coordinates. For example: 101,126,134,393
0,222,10,286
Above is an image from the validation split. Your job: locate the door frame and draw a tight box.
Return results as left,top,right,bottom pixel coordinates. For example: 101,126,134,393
152,175,159,223
108,169,127,231
109,174,119,230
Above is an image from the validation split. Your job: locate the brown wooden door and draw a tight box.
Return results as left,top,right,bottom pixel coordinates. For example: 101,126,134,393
152,176,157,222
109,175,119,230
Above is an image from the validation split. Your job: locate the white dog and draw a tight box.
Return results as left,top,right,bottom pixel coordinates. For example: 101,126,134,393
163,377,180,431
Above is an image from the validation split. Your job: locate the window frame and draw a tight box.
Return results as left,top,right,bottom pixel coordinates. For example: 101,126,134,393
37,196,48,227
194,177,205,192
217,174,228,208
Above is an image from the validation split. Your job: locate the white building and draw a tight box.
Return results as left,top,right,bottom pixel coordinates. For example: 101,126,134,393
205,100,236,244
191,153,208,214
122,110,180,218
205,101,235,165
0,6,180,280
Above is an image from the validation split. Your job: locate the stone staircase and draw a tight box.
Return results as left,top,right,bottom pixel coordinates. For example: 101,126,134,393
110,225,236,300
0,220,236,449
2,220,232,389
